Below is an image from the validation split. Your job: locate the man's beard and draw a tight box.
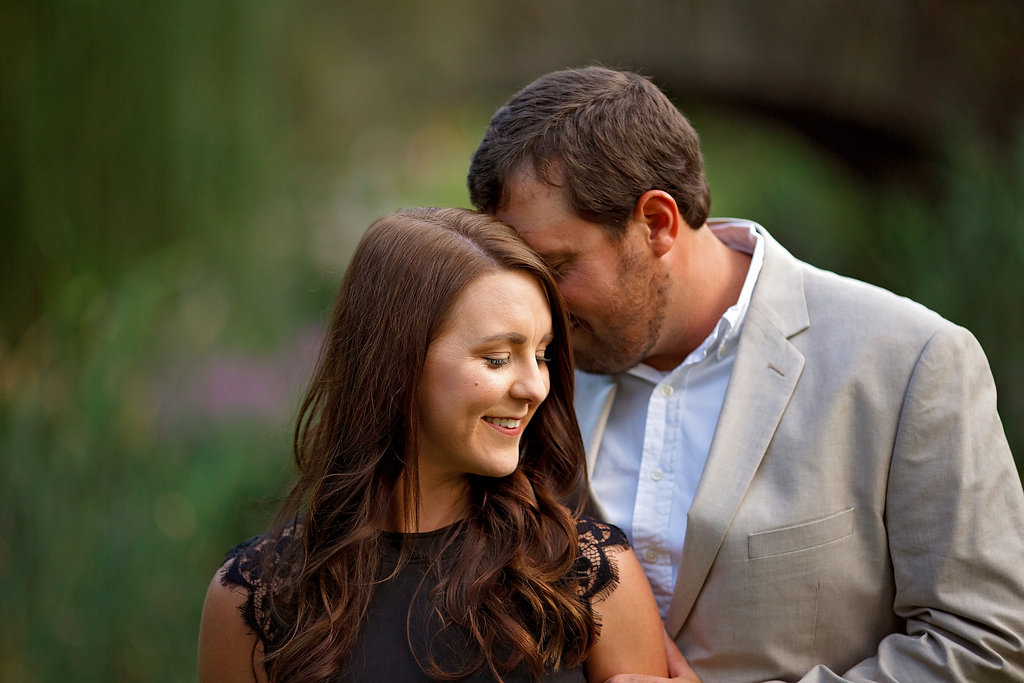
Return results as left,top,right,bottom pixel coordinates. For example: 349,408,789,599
572,249,668,376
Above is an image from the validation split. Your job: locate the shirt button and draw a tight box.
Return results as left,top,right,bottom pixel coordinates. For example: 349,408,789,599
650,469,663,481
644,549,659,563
660,385,674,397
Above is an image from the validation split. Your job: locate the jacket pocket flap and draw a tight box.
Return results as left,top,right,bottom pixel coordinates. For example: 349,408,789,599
748,507,855,559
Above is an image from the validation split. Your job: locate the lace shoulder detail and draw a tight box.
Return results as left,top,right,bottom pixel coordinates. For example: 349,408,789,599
574,514,630,602
220,523,302,653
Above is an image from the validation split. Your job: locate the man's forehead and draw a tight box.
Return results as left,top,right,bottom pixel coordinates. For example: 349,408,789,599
512,223,572,258
503,167,567,209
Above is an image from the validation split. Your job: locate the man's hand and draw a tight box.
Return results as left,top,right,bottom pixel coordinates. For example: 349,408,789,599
602,629,701,683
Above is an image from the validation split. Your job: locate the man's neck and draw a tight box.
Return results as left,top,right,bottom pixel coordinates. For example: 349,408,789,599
644,226,753,372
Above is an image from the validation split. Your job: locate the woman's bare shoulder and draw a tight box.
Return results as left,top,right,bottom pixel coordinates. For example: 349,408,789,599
197,560,266,683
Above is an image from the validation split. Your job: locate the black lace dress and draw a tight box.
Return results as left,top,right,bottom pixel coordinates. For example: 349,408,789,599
220,514,629,682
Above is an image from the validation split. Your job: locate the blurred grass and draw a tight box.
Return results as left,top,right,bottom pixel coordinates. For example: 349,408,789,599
1,2,1021,681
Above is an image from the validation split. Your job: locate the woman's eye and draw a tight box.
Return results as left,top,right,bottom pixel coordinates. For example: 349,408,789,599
536,354,551,365
485,357,510,368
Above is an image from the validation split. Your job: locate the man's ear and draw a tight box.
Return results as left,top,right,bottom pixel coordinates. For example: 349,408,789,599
634,190,680,257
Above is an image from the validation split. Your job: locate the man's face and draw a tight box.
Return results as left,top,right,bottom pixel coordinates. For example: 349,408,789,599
496,173,667,375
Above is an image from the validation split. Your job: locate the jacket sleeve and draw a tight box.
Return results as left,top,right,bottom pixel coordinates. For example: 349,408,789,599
792,325,1024,682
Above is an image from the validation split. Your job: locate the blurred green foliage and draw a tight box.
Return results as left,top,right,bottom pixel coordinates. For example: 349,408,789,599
1,2,1021,681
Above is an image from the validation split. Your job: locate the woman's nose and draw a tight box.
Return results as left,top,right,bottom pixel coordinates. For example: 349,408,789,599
510,361,549,404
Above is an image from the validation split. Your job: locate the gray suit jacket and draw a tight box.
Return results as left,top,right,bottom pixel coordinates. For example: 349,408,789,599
575,225,1024,681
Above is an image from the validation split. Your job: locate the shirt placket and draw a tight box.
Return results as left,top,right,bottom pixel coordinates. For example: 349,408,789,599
632,376,677,610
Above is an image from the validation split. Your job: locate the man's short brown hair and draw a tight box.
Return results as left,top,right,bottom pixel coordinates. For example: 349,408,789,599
468,66,711,236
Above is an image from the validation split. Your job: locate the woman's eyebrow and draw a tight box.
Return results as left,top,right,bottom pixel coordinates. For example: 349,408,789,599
477,332,528,345
476,332,554,345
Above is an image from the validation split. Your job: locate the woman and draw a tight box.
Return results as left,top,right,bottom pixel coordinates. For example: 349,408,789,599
198,208,670,682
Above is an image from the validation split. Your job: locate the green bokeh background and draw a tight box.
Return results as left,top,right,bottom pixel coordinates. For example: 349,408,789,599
2,2,1022,680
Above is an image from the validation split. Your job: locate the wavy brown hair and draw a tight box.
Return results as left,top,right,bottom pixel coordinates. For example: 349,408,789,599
259,208,593,681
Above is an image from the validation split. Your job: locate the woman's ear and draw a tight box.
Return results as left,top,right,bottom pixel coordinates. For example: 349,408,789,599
634,190,680,257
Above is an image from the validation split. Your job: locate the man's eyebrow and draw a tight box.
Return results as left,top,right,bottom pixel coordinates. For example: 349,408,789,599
539,250,574,267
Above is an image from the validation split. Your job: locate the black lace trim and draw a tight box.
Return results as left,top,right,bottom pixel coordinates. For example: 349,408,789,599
221,523,300,653
220,514,630,651
573,514,629,602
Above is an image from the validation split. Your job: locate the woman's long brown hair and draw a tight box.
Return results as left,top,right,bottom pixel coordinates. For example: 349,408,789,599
259,208,594,681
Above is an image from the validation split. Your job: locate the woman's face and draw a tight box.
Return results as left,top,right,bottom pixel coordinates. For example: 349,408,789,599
417,270,553,502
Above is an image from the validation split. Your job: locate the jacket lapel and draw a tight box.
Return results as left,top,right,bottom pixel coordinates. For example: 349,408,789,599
664,230,810,635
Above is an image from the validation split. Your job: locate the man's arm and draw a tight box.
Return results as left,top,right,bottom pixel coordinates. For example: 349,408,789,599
624,325,1024,683
797,325,1024,681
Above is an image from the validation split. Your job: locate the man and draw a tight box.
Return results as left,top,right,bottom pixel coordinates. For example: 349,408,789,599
468,66,1024,682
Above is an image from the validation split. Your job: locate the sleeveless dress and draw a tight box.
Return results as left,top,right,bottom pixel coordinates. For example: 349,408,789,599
220,514,629,681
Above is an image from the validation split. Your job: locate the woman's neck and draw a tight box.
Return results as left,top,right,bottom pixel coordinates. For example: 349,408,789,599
389,475,470,533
